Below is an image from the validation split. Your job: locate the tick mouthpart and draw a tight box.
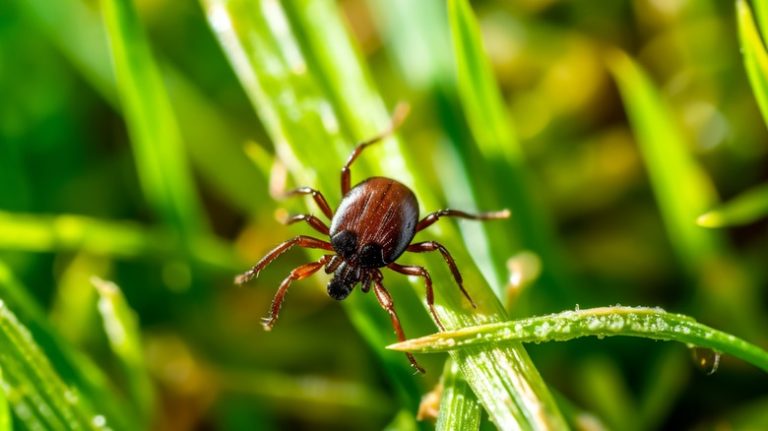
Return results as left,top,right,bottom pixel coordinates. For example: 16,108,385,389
327,276,355,300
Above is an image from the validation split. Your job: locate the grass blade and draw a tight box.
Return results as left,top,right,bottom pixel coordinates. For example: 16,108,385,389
0,299,96,430
0,211,238,271
737,0,768,128
100,0,208,239
0,368,9,431
389,306,768,373
607,51,722,273
92,277,154,424
0,262,137,430
435,359,481,431
697,182,768,227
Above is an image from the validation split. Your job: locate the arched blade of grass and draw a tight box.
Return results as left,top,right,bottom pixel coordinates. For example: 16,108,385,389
436,359,481,431
448,0,569,304
92,278,154,424
389,306,768,373
697,182,768,227
737,0,768,129
0,262,138,430
100,0,209,240
202,0,565,428
0,211,238,271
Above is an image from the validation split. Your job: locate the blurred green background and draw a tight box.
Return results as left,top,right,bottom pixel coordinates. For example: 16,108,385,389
1,0,768,429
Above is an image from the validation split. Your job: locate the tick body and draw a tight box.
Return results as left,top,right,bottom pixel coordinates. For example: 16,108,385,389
236,104,509,373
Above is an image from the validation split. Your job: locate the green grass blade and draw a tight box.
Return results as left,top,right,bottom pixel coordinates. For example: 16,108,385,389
0,211,238,271
100,0,208,239
448,0,569,303
607,51,722,273
92,278,154,424
697,182,768,227
737,0,768,128
0,300,96,430
0,261,138,430
202,0,566,428
389,306,768,373
436,359,481,431
0,368,10,431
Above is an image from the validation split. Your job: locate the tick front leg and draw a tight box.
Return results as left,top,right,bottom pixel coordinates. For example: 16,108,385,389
235,235,333,285
372,276,425,374
387,262,445,331
280,187,334,219
415,208,510,232
262,255,333,331
407,241,476,308
280,213,330,236
341,103,410,195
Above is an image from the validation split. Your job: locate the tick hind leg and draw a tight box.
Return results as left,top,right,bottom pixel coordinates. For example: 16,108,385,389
341,103,410,195
372,273,425,374
235,235,333,285
387,262,445,332
415,209,511,232
262,255,333,331
407,241,476,308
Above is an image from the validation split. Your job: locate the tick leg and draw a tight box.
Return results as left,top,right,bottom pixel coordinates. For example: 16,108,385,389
262,255,333,331
235,235,334,285
280,187,334,219
372,274,425,374
387,262,445,332
415,209,511,232
407,241,476,308
341,103,410,195
280,214,330,236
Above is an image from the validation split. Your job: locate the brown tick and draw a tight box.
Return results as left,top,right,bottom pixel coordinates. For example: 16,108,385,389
235,104,509,373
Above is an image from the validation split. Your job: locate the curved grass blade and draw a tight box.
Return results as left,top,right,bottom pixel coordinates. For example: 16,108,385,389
697,182,768,227
737,0,768,128
92,278,154,424
389,306,768,373
202,0,565,428
448,0,568,302
436,359,481,431
100,0,208,240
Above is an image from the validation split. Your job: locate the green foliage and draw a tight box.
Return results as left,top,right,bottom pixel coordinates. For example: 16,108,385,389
2,0,768,429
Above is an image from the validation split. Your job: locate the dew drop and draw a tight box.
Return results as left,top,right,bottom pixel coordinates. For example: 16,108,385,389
690,347,720,375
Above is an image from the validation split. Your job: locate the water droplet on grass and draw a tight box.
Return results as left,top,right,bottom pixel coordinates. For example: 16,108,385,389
690,347,720,375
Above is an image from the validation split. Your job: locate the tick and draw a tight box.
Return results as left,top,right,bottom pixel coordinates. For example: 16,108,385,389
235,104,509,373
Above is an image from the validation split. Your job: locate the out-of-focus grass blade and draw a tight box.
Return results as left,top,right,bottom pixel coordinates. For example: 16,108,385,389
697,182,768,227
202,0,566,428
0,299,98,430
389,306,768,373
756,0,768,38
100,0,208,239
21,0,266,215
737,0,768,128
436,359,480,431
576,356,637,431
448,0,568,303
0,367,9,431
92,277,154,424
607,51,722,273
0,261,138,430
0,211,238,271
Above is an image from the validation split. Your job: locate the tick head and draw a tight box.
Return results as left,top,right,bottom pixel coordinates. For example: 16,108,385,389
327,274,356,300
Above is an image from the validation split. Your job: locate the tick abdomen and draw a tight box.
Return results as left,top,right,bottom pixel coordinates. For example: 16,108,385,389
329,177,419,266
